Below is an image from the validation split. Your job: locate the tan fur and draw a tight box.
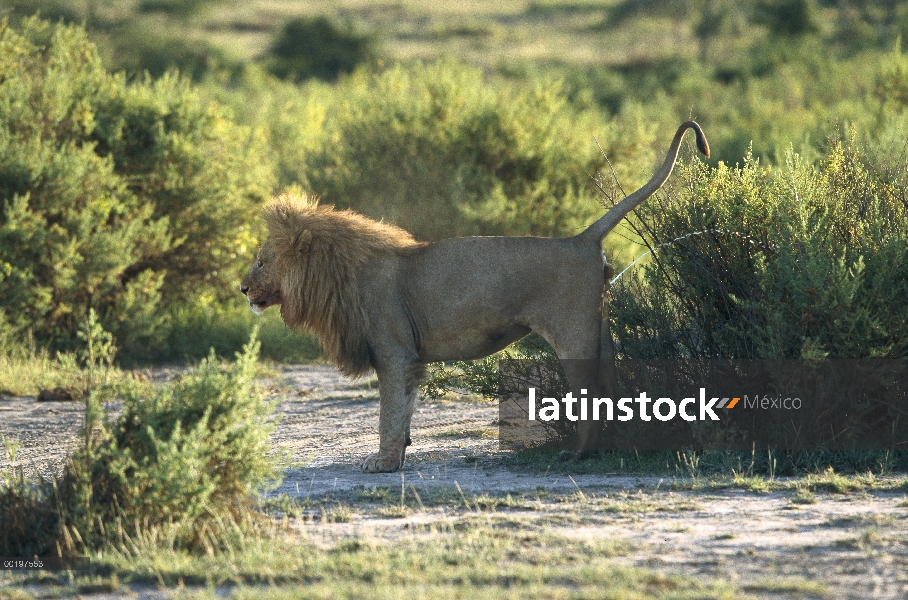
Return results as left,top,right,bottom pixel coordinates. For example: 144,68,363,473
241,123,709,473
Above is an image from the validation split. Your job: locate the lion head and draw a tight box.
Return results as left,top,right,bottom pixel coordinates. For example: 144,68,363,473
241,193,424,376
240,238,282,315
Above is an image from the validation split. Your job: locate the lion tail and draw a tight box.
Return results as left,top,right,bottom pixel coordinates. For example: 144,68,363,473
581,121,709,244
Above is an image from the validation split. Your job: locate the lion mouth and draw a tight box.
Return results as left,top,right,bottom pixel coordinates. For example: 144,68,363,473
248,291,281,315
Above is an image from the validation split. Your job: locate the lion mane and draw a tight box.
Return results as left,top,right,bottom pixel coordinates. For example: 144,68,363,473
263,194,425,377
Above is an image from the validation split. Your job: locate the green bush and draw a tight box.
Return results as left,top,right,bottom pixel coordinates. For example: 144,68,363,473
71,334,279,545
0,333,281,555
210,61,681,259
0,18,274,353
611,131,908,360
754,0,820,37
266,16,377,83
0,0,83,25
106,22,232,81
302,61,642,240
214,60,629,241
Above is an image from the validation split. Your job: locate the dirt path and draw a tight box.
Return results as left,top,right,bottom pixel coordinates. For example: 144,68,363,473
2,364,907,599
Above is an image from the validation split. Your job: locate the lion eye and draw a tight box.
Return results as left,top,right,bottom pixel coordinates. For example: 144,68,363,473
255,260,264,268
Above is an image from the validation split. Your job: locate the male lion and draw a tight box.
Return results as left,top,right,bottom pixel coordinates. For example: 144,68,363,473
242,121,709,473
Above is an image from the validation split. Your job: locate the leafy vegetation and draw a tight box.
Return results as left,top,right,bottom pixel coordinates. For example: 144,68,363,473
0,18,272,361
297,60,613,240
266,16,377,83
610,132,908,360
2,2,907,363
0,331,281,556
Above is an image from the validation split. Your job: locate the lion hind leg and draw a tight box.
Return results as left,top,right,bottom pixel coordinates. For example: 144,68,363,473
559,357,603,457
539,314,605,458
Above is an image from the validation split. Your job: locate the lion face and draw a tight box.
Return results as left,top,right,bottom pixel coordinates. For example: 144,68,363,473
240,239,282,314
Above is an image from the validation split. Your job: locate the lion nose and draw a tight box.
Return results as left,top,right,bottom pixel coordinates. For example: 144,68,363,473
240,286,249,295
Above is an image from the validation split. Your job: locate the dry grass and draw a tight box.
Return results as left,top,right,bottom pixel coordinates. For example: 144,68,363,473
0,349,81,398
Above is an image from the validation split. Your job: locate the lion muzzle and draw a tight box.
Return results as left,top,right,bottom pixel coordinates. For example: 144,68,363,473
240,285,275,314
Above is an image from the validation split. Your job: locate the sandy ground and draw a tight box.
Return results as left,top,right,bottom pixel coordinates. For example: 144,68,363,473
2,364,908,599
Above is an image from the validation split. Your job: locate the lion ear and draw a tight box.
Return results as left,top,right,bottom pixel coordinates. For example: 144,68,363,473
293,230,313,255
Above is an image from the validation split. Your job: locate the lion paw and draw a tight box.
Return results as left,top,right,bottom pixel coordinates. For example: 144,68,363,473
361,453,403,473
557,450,580,462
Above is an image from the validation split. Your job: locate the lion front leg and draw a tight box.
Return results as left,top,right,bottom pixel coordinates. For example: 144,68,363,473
361,366,420,473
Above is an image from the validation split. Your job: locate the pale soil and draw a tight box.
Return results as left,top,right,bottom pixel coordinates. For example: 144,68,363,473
2,364,907,599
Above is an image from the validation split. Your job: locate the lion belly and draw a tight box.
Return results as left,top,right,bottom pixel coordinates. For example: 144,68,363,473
416,323,532,362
